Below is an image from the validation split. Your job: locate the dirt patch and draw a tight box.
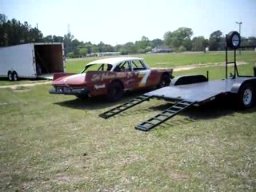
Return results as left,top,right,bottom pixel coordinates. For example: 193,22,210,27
173,61,247,72
0,102,8,106
11,86,31,93
169,171,189,181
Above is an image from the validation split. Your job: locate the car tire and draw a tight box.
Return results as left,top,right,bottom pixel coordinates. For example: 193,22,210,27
8,71,13,81
158,73,170,88
107,81,124,101
237,83,255,109
12,71,18,81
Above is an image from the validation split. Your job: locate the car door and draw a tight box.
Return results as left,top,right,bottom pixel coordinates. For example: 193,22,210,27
113,61,136,90
130,60,151,88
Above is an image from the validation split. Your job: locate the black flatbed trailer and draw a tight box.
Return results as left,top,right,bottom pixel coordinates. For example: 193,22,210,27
100,31,256,131
145,77,255,104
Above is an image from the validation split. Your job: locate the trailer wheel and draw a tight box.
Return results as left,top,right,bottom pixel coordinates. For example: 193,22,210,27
158,73,170,88
12,71,18,81
107,81,124,101
7,71,13,81
238,83,255,109
226,31,241,49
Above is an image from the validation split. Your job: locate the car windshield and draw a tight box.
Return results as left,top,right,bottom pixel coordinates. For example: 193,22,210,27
81,63,113,73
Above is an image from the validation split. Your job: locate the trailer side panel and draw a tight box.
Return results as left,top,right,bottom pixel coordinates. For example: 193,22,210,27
0,44,36,78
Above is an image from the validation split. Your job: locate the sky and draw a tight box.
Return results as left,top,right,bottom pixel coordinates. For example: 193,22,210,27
1,0,256,45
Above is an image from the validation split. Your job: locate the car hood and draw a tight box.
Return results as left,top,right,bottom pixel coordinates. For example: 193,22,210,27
53,73,86,86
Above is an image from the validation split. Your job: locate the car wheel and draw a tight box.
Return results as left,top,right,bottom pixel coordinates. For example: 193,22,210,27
12,71,18,81
158,73,170,88
107,81,124,101
237,83,255,109
8,71,13,81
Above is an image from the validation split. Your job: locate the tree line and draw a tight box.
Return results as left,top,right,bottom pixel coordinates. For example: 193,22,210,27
1,14,255,58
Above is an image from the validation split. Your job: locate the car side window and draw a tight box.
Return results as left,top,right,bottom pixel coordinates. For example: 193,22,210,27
131,60,147,71
97,64,112,71
83,64,112,73
114,61,131,72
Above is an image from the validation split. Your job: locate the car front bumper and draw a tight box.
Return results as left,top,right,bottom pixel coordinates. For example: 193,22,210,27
49,86,89,95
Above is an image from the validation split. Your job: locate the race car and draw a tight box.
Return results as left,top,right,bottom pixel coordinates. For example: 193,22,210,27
49,57,173,101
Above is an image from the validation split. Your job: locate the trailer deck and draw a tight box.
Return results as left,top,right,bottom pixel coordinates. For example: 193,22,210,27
145,77,252,103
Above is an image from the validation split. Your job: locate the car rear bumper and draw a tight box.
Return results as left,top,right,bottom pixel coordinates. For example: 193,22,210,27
49,86,89,95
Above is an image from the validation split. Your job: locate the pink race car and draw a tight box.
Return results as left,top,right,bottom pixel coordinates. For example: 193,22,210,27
49,57,173,101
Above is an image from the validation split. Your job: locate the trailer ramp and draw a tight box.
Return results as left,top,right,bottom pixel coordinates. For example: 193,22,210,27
100,95,151,119
135,100,195,131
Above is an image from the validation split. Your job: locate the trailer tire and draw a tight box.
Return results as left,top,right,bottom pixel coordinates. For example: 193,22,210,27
107,81,124,101
237,83,255,109
226,31,241,49
158,73,171,88
8,71,13,81
12,71,18,81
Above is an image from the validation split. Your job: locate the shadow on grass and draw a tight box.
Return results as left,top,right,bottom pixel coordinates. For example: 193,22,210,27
53,90,147,110
118,97,237,119
125,97,256,131
54,90,256,131
155,104,256,131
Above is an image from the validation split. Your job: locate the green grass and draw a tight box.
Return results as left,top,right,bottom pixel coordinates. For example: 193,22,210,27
174,63,256,80
0,85,256,191
65,51,256,73
0,51,256,191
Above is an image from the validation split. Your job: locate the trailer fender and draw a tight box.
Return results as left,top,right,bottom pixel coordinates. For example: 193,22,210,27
230,82,243,93
172,75,208,86
231,79,256,93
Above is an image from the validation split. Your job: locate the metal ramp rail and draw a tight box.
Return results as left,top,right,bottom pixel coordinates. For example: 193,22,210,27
99,95,151,119
135,100,195,131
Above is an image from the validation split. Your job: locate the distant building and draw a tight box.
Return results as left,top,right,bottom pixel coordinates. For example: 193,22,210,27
152,46,172,53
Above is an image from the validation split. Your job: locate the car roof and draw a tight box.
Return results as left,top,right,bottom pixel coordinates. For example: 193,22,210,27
87,57,144,66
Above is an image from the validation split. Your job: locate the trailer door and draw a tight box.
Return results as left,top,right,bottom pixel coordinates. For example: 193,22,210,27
34,44,64,78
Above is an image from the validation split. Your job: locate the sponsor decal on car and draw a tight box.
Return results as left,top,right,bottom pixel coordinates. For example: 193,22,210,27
91,72,130,82
94,84,106,89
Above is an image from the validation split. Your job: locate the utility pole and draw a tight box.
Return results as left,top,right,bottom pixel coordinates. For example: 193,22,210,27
236,21,242,55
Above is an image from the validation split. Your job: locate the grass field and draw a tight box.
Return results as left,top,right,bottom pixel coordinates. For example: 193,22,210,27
0,51,256,191
65,51,256,74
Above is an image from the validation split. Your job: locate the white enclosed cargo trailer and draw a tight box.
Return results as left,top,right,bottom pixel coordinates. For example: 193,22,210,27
0,43,65,80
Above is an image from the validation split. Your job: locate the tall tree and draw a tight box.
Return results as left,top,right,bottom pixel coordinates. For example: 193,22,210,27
0,14,7,24
0,15,43,46
151,38,164,48
135,36,151,53
209,30,224,51
79,47,88,57
164,27,193,51
192,36,208,51
64,32,74,55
